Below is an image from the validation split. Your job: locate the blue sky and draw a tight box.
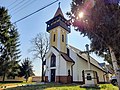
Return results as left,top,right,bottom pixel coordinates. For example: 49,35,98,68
0,0,105,76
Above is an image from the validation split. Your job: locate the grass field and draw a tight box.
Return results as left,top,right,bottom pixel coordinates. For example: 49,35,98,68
0,83,119,90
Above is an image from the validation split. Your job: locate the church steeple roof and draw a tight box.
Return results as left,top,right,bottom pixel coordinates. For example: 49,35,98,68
54,2,64,17
46,2,70,33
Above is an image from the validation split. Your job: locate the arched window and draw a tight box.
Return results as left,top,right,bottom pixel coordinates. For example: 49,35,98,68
62,34,64,42
50,54,56,67
53,34,55,42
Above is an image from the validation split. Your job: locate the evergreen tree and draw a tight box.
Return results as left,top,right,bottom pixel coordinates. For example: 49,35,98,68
19,58,34,82
68,0,120,87
0,7,21,81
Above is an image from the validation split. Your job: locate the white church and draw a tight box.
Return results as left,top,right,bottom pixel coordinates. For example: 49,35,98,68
45,6,110,84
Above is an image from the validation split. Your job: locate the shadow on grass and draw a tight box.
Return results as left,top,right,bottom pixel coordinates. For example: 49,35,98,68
5,83,77,90
4,83,119,90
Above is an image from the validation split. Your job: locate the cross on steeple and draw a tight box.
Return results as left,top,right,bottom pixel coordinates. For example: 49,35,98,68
54,2,64,17
58,2,61,8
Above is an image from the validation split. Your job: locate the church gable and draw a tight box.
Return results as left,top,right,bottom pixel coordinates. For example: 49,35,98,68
45,46,74,65
68,45,104,71
45,46,59,59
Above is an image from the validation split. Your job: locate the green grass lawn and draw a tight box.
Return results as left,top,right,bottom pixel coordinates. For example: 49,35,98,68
0,83,118,90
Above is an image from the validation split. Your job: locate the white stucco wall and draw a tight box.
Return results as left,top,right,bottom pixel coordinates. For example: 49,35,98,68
45,46,106,83
59,56,67,75
45,47,71,82
45,55,50,76
68,46,105,82
69,48,81,81
76,56,88,81
45,55,50,81
67,62,72,76
45,47,60,82
91,65,105,82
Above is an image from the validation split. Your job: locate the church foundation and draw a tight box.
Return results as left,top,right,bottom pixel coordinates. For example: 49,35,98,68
45,76,48,82
56,76,72,83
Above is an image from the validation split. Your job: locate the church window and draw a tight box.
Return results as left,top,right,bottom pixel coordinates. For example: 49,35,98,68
67,48,69,56
68,70,70,76
53,34,55,42
50,54,56,67
62,34,64,42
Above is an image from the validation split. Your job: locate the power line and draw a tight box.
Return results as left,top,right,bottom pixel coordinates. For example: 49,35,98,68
11,0,38,15
13,0,59,24
10,0,33,13
9,0,25,11
7,0,17,8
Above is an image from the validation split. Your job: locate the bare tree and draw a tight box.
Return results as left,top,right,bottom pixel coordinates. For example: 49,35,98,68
30,33,49,82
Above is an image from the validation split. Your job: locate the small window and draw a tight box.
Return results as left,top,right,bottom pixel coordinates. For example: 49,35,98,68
87,73,90,75
62,34,64,42
68,70,70,76
53,34,55,42
67,48,69,56
87,76,92,80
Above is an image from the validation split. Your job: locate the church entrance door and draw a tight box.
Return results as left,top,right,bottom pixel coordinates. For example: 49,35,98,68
51,69,55,82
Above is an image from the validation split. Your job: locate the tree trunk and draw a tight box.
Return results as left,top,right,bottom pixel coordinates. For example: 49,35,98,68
41,62,44,82
2,73,6,82
118,70,120,89
26,78,27,82
109,47,118,74
109,47,120,88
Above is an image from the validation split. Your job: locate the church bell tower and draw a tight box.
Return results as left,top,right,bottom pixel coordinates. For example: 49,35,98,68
46,3,70,53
